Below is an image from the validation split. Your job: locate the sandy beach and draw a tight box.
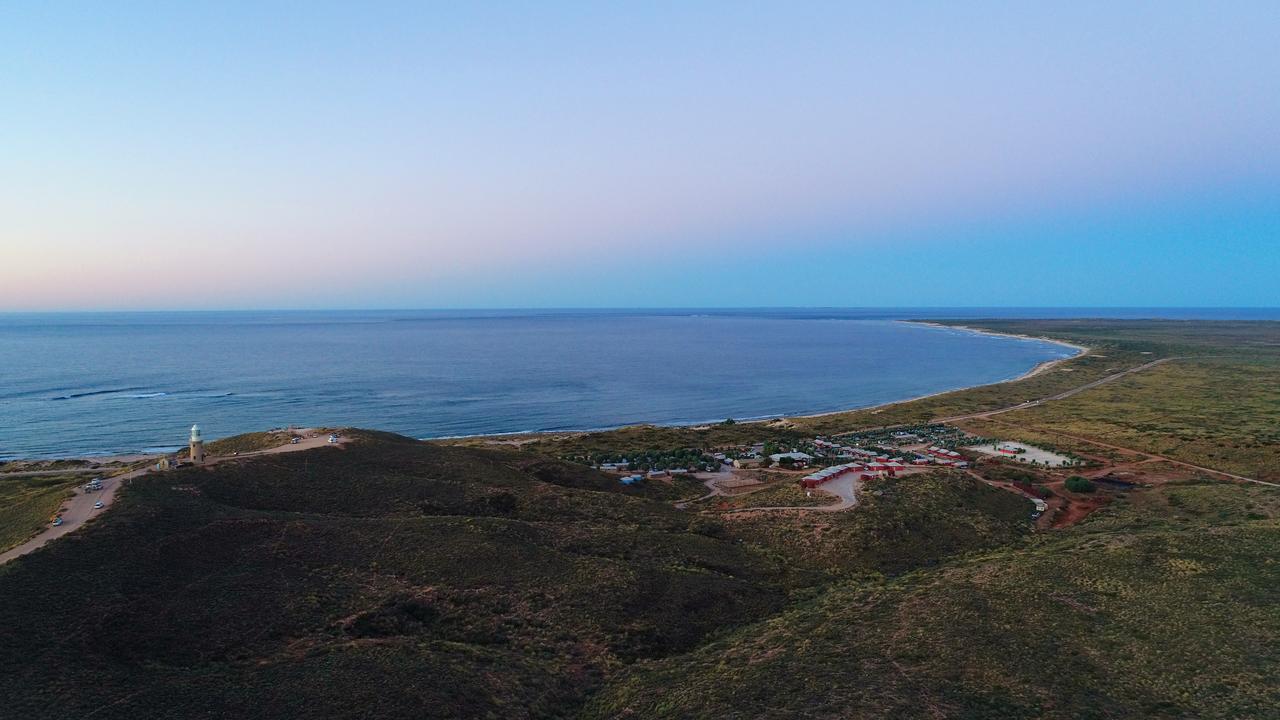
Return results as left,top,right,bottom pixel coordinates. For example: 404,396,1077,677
4,324,1091,460
449,322,1093,443
776,322,1088,423
906,321,1089,380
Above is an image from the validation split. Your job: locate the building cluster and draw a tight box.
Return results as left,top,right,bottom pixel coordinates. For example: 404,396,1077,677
616,467,692,485
925,446,969,467
816,438,970,469
799,459,906,488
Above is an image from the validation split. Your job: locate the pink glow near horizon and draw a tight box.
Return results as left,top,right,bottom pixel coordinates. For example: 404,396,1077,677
3,3,1278,310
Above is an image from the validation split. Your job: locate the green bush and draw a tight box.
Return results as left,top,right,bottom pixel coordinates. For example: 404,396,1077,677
1065,476,1096,493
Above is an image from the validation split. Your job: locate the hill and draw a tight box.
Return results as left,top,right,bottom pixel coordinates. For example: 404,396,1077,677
0,430,1038,719
583,480,1280,719
2,319,1278,718
0,432,791,718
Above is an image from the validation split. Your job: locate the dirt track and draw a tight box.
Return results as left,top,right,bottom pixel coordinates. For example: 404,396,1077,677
932,357,1178,424
975,416,1278,488
0,432,347,566
728,471,863,513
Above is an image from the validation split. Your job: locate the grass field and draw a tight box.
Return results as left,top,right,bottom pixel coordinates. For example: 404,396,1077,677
984,357,1280,482
0,473,83,553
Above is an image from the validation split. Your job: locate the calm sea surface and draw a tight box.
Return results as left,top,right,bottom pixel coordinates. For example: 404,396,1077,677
1,308,1271,459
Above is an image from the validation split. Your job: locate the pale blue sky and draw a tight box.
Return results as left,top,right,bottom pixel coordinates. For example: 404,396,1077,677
2,2,1277,309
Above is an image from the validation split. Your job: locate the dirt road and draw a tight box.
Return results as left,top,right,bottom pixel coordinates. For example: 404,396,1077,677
723,469,921,514
932,357,1178,425
0,431,347,566
0,466,149,565
975,416,1278,488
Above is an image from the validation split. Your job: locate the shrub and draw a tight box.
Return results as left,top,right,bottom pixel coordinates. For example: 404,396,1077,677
688,516,726,538
1065,476,1096,493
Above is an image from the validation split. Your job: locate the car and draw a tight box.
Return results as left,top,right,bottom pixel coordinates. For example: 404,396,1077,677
291,437,301,444
328,435,339,443
93,501,104,509
52,517,63,527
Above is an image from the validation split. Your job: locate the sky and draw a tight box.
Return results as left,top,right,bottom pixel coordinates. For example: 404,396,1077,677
2,2,1277,310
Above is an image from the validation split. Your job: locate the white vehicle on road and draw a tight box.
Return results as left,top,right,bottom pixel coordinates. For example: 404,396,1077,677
93,501,104,509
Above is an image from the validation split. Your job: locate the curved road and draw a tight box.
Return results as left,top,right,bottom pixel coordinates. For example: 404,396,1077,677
0,432,346,566
723,471,865,514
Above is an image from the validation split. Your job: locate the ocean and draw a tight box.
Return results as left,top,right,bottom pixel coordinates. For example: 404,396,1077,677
0,307,1270,459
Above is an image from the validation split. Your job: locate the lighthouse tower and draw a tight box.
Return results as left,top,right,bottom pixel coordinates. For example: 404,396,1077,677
189,424,205,464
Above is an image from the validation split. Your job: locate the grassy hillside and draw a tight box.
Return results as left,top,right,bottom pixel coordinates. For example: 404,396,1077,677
584,480,1280,719
723,472,1034,577
707,480,839,510
0,431,1040,719
0,473,83,552
204,429,305,455
0,432,796,719
4,321,1278,718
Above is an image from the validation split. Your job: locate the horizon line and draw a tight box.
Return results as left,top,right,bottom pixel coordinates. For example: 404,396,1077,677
3,305,1279,315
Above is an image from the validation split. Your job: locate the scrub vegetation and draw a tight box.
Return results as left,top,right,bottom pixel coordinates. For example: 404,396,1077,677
583,481,1280,720
3,320,1279,718
0,434,1028,719
204,429,307,455
706,479,840,510
0,473,82,553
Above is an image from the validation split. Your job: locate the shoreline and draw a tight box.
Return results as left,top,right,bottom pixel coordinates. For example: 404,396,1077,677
904,321,1089,381
437,322,1089,441
778,322,1087,423
7,322,1091,460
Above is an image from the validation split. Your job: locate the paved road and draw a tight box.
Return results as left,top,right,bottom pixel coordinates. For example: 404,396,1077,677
0,432,347,566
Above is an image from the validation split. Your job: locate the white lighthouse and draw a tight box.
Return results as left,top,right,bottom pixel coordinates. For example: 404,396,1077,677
189,424,205,464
